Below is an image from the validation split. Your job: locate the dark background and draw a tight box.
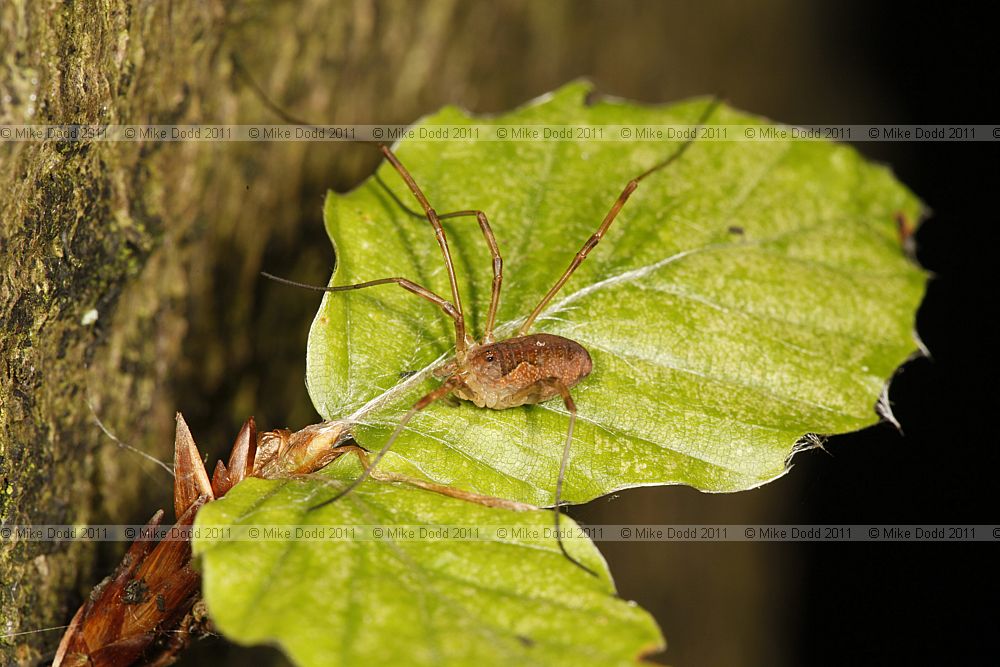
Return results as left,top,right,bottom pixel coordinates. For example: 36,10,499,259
176,4,997,666
571,7,999,666
577,8,999,667
787,7,998,664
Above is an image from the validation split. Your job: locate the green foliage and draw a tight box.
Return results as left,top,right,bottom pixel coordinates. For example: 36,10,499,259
307,82,926,505
195,464,663,666
195,83,925,666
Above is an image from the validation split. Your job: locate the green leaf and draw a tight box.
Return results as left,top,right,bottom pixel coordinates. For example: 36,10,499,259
194,463,663,666
306,81,927,506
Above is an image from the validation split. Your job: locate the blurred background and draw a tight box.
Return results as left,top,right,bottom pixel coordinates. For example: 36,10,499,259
2,1,995,665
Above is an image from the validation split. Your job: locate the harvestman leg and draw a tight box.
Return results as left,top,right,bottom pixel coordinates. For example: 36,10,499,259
260,273,463,327
436,210,503,342
372,176,505,343
272,157,507,509
505,378,595,576
517,97,721,335
336,447,535,511
547,380,595,576
237,62,471,353
236,58,483,347
378,146,472,357
311,376,462,510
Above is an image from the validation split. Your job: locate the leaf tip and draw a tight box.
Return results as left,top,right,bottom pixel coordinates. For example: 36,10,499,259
173,412,214,519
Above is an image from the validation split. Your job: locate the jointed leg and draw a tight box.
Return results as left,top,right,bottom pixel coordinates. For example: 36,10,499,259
369,470,536,511
516,179,638,335
309,376,461,510
544,379,597,577
371,177,505,343
306,457,535,511
375,173,503,343
261,272,463,328
379,146,471,357
517,97,721,336
437,210,503,342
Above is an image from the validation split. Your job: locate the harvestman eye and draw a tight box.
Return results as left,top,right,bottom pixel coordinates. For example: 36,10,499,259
263,97,720,575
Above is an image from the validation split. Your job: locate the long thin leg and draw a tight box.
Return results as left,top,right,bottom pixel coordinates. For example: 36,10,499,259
309,376,461,510
237,57,469,354
302,440,537,510
546,379,597,577
261,272,462,326
371,176,505,343
516,97,722,336
379,146,471,358
436,210,503,342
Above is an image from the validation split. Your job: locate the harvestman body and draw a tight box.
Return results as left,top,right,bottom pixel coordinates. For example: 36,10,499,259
266,98,719,574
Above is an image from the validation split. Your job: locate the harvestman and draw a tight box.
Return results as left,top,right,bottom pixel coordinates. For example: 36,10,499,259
266,98,720,573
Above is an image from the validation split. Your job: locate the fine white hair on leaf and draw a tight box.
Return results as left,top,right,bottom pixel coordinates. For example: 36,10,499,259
913,328,932,359
875,382,902,433
787,432,828,465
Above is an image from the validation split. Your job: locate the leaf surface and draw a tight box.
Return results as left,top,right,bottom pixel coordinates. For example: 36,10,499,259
194,464,663,666
306,82,926,505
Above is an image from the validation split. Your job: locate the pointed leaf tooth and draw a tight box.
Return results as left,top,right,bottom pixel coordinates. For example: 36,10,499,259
173,413,213,519
226,416,257,487
211,459,230,497
246,416,257,477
